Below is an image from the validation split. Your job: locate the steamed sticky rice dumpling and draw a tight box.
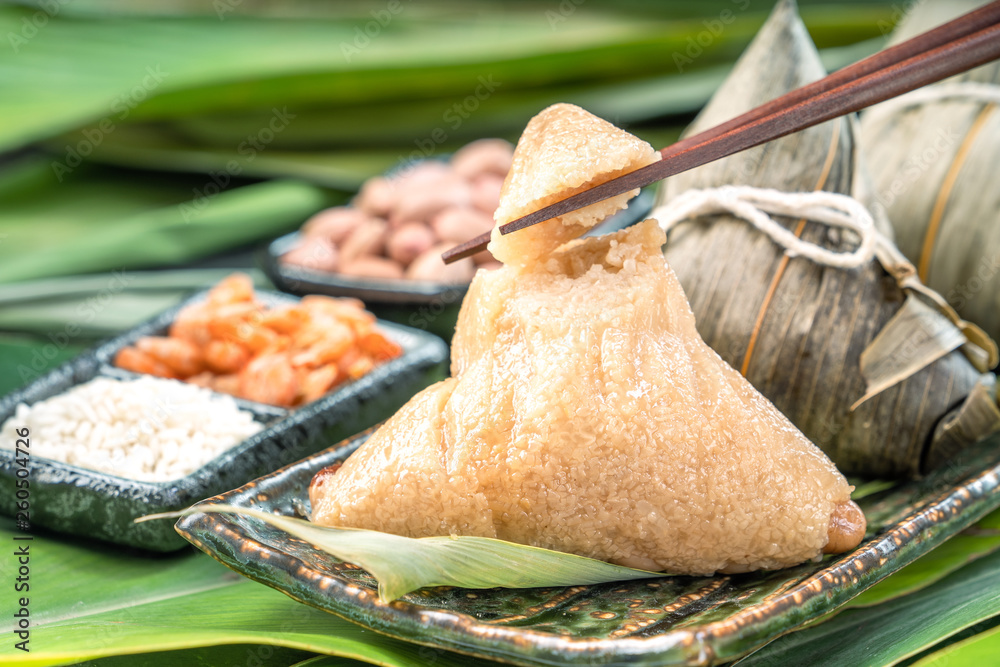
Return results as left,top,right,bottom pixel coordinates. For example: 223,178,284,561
655,0,999,479
861,0,1000,342
310,103,865,575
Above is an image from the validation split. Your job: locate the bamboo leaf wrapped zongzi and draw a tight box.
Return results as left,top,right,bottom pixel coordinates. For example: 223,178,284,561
654,0,999,478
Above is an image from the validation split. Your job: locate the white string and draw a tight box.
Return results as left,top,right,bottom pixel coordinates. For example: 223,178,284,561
650,186,877,270
863,81,1000,128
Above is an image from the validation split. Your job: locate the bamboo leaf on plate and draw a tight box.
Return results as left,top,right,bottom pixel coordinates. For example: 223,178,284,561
152,504,662,603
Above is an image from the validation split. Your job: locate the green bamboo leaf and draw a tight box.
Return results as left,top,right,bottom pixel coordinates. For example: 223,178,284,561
845,508,1000,609
0,4,891,154
849,478,898,500
0,8,741,153
735,546,1000,666
0,269,271,339
0,292,180,339
154,504,662,602
75,645,317,667
0,333,85,397
910,623,1000,667
289,656,492,667
0,517,476,667
0,158,333,284
0,268,269,308
60,39,880,183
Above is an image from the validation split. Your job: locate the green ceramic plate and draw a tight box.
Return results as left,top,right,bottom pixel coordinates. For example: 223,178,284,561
176,431,1000,666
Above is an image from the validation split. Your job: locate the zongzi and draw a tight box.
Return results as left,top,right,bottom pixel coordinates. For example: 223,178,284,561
310,103,865,576
654,0,999,479
861,0,1000,343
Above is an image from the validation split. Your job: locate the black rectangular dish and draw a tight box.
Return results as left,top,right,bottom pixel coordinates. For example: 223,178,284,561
0,290,448,551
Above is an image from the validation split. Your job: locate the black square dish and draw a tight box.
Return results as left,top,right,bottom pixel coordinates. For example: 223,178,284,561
0,290,448,551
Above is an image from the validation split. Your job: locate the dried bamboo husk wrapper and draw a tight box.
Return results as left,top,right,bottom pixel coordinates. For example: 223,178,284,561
654,0,999,478
860,0,1000,343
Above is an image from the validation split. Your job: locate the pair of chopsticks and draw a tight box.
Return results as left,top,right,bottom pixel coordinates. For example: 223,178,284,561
443,1,1000,264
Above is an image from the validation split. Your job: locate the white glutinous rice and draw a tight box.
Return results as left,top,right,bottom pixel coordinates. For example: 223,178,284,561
0,376,264,482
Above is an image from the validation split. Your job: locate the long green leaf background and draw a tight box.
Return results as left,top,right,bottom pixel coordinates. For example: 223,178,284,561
2,1,999,665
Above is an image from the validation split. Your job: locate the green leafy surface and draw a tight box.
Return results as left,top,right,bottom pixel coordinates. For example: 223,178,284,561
911,624,1000,667
0,334,84,397
0,158,332,284
0,269,270,338
0,518,476,667
736,547,1000,666
3,464,999,667
77,645,316,667
0,4,888,154
5,3,997,664
846,509,1000,608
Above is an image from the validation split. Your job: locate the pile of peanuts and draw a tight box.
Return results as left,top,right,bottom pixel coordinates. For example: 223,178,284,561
281,139,513,283
114,273,402,408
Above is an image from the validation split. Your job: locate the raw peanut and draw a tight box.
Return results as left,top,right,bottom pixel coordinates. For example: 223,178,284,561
386,222,437,265
390,175,472,226
431,207,495,243
405,244,475,283
392,160,451,188
281,237,339,273
302,207,368,244
339,219,388,264
341,256,405,280
354,177,396,218
451,139,514,179
470,173,505,214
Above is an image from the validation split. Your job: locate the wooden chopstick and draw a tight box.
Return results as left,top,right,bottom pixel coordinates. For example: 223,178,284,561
442,0,1000,264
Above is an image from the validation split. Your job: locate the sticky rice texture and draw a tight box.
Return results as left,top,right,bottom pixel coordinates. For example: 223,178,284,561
311,218,853,574
487,103,660,267
310,103,854,574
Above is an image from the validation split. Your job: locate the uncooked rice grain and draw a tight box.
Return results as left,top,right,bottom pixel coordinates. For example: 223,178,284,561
0,376,264,482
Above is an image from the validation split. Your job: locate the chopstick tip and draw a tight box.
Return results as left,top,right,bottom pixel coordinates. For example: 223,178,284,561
442,232,491,264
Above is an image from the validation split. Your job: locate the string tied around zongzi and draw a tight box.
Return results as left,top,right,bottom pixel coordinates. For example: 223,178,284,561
652,186,877,269
651,185,998,411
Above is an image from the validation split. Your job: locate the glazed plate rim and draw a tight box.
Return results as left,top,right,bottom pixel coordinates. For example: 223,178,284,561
175,430,1000,666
